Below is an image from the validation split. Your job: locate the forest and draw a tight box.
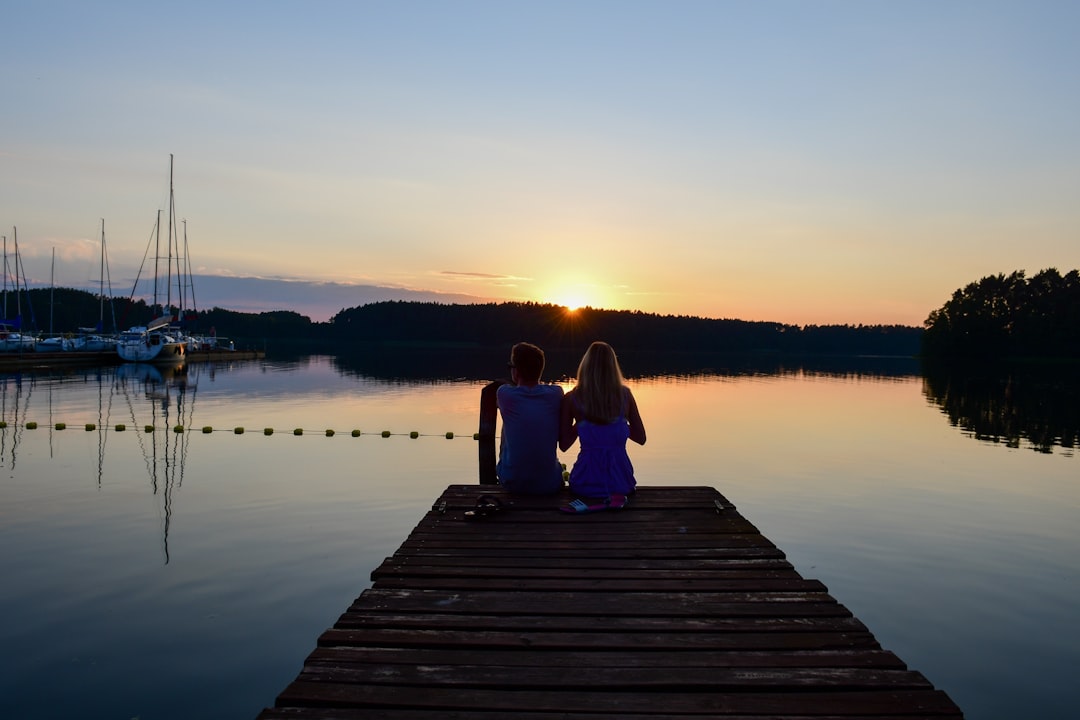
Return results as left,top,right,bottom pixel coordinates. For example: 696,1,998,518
326,301,922,356
4,288,923,358
14,267,1080,362
922,268,1080,359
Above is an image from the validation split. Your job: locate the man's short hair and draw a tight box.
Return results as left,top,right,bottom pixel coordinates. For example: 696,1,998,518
511,342,545,383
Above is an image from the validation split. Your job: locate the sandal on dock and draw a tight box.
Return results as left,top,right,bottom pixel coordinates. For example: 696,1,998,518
559,493,628,514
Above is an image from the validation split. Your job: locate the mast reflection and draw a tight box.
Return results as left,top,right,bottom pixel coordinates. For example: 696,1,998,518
116,362,197,563
0,373,34,470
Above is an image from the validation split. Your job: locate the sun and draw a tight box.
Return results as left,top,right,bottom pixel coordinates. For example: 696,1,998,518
543,278,608,312
552,287,596,310
561,299,583,312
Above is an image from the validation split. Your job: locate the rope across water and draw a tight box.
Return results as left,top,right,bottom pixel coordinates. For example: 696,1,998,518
0,420,473,439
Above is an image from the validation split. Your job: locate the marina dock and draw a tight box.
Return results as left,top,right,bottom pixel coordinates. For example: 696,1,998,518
257,484,963,718
0,348,263,372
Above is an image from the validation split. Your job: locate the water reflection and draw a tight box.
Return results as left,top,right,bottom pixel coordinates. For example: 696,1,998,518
328,346,925,382
0,363,201,564
0,374,33,469
329,348,1079,455
114,363,196,563
922,363,1079,454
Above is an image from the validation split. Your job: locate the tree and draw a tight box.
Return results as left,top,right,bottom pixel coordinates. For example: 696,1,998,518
923,269,1080,359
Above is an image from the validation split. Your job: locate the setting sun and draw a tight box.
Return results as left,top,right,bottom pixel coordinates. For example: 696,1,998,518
545,280,605,312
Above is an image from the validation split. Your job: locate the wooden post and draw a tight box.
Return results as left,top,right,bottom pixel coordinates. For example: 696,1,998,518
477,380,505,485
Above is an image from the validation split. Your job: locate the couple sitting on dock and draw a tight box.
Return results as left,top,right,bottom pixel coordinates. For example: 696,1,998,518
496,341,647,508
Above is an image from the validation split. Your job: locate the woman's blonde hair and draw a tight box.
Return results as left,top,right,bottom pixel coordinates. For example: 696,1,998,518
575,341,626,423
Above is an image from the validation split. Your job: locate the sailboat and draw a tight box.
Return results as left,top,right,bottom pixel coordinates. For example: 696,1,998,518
117,156,187,364
34,248,74,352
77,219,120,352
0,228,38,353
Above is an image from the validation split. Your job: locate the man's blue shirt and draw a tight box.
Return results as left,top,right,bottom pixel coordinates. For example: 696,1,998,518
496,383,564,494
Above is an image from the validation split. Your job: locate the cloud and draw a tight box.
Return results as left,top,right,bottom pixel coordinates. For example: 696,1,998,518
50,274,496,323
439,270,531,282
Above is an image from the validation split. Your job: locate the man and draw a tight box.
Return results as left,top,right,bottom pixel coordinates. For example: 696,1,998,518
496,342,564,494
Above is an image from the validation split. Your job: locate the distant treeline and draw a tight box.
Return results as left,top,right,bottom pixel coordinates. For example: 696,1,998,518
923,268,1080,360
6,289,923,357
328,301,923,356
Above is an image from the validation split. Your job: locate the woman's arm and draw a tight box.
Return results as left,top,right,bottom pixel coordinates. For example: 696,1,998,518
559,390,578,452
625,388,647,445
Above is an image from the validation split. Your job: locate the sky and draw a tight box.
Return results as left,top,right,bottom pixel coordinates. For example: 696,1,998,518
2,1,1078,325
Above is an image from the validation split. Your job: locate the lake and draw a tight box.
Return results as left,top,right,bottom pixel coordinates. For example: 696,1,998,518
0,353,1077,719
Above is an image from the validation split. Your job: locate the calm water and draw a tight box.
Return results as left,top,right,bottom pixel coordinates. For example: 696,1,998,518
0,354,1077,719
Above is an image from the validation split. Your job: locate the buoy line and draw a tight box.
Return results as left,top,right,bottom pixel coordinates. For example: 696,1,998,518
0,420,475,439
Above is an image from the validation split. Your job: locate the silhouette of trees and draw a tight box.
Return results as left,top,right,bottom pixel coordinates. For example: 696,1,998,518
327,301,922,356
12,289,925,357
923,269,1080,359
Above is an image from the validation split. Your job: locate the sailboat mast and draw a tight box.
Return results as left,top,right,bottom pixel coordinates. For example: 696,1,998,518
166,153,175,316
2,235,7,320
13,227,21,318
99,219,106,329
181,219,194,315
49,247,55,335
153,209,161,314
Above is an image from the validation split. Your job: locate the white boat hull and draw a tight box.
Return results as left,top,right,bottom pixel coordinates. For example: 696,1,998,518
0,333,37,352
117,328,187,363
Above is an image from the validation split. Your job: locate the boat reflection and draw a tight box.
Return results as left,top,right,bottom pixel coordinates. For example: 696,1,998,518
116,361,196,563
0,374,34,470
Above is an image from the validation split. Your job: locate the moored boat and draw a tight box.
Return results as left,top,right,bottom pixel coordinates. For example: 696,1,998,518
119,155,191,364
117,316,187,363
0,323,36,352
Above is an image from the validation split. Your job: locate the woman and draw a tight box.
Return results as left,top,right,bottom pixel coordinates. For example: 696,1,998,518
559,341,647,499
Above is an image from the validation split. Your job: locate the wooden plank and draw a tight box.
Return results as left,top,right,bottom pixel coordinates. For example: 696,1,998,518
260,710,952,720
295,665,934,690
259,485,964,718
331,612,871,634
373,555,796,570
303,646,908,669
347,588,849,615
270,682,961,715
316,628,879,652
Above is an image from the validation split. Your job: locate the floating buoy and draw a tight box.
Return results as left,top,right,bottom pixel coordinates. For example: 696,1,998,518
0,417,482,444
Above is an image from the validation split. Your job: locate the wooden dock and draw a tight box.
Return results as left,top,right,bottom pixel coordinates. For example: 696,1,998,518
258,484,963,718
